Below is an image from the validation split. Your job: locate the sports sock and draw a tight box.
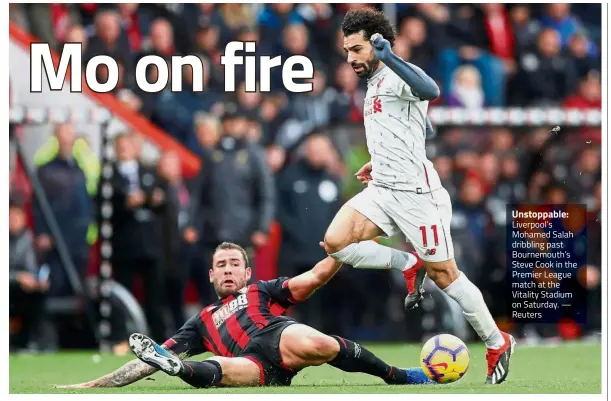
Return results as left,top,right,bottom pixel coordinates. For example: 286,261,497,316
328,335,407,384
442,272,504,349
179,360,223,388
330,241,417,272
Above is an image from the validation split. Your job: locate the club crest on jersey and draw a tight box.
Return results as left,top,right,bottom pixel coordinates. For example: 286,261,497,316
364,96,383,117
212,294,248,328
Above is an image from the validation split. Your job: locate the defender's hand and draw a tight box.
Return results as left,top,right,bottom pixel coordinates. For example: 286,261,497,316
370,33,391,60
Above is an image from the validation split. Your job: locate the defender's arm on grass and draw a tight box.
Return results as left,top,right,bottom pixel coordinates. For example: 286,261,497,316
55,358,158,388
55,343,189,388
370,33,440,101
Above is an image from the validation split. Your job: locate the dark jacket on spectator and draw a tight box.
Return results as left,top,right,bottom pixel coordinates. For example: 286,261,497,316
33,157,92,254
276,160,341,267
512,48,578,105
109,162,163,262
154,179,191,279
191,136,275,245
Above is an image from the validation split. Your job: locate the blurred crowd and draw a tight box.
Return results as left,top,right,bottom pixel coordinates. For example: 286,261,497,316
9,3,602,352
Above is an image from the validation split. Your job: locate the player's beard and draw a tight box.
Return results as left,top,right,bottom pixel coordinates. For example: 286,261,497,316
214,276,247,299
352,54,380,79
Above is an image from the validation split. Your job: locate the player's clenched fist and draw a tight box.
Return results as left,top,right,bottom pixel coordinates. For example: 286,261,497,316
370,33,391,60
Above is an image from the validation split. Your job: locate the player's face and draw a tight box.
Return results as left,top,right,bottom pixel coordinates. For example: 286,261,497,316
343,32,379,79
210,249,252,299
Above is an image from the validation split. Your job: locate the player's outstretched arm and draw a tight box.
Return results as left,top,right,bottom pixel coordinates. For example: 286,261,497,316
370,33,440,101
54,341,185,388
55,358,157,389
288,256,343,302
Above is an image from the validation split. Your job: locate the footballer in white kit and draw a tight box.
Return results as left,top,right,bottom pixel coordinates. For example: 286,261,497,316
321,7,516,386
351,62,454,263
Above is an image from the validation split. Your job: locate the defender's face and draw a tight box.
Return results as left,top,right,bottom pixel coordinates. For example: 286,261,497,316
210,249,251,299
343,32,378,78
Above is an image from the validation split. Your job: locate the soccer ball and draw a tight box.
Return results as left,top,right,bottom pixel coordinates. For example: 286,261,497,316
420,334,470,384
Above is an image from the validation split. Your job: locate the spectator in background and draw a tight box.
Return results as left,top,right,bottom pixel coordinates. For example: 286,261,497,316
438,4,506,106
569,147,601,199
84,9,132,78
544,183,568,204
489,128,515,154
22,4,81,49
258,3,304,48
509,5,541,57
492,154,525,203
192,21,224,88
541,4,583,48
143,18,175,59
10,198,49,352
334,63,365,124
33,124,93,296
295,3,337,56
182,113,222,305
63,25,88,53
117,3,142,52
109,133,166,342
156,59,222,148
277,69,349,150
276,133,341,328
189,107,275,283
511,28,578,105
193,112,222,155
447,65,485,109
216,3,256,47
451,177,494,284
567,31,599,77
433,154,457,199
155,151,192,332
564,71,602,109
398,16,436,72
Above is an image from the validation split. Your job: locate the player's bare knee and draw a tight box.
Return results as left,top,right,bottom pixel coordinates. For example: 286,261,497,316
322,233,350,255
303,334,339,363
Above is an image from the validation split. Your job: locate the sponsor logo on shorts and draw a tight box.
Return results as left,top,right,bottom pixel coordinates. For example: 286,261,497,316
425,248,437,256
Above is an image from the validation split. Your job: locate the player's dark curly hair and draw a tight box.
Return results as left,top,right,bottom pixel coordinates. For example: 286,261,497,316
341,7,396,48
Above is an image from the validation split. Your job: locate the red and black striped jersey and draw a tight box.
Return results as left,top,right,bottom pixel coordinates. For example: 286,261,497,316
164,277,299,358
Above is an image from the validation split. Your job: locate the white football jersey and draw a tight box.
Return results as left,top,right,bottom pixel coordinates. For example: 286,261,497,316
363,65,441,193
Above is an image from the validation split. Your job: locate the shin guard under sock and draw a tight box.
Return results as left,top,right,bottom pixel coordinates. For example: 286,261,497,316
179,360,223,388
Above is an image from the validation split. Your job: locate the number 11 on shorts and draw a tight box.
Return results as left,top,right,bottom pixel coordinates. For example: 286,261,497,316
419,225,439,247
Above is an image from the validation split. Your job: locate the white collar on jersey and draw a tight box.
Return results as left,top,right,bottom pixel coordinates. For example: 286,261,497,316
368,64,387,83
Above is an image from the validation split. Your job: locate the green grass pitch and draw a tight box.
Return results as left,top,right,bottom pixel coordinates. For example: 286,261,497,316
10,342,602,394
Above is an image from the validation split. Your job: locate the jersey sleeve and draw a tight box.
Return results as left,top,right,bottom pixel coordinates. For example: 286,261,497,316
162,313,208,357
391,73,421,102
258,277,299,306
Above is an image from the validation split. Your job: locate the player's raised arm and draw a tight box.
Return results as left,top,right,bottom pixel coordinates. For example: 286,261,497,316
288,256,343,302
370,33,440,101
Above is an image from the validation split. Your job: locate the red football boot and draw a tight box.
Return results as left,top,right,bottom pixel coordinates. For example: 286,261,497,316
485,331,517,384
403,252,426,310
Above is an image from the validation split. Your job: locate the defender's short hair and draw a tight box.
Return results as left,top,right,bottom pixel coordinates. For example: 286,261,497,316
214,242,249,267
341,7,396,48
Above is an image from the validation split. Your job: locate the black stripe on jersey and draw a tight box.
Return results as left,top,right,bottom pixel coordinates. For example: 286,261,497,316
407,102,411,121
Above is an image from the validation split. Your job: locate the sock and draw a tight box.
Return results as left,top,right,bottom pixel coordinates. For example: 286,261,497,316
328,335,407,384
330,241,417,272
179,360,223,388
442,272,504,349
